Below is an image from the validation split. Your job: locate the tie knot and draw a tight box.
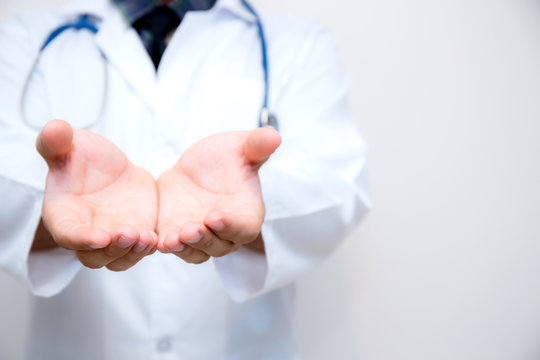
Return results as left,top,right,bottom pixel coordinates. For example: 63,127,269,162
132,6,181,69
133,6,181,38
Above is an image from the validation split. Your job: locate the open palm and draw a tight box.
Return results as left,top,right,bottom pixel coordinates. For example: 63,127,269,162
156,128,281,264
38,120,158,271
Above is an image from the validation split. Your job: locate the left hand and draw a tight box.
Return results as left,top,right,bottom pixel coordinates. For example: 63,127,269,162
156,128,281,264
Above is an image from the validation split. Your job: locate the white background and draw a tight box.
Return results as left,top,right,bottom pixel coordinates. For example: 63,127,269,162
2,0,540,359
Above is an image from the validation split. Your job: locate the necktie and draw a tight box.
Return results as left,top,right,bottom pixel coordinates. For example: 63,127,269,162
132,6,181,69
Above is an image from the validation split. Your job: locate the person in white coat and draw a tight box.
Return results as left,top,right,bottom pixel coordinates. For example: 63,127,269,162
0,0,370,358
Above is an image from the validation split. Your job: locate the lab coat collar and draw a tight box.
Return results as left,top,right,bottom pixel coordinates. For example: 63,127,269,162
56,0,258,108
61,0,157,108
216,0,257,23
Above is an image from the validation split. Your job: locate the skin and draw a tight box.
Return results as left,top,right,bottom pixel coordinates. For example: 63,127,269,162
36,120,159,271
34,120,281,270
156,128,282,264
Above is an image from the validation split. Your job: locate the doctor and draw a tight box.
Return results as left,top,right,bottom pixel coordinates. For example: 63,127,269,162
0,0,369,359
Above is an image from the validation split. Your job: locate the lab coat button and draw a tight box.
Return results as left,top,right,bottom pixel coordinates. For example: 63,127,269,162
157,337,172,352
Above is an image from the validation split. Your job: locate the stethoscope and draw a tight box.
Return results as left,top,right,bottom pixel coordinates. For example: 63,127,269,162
21,0,278,130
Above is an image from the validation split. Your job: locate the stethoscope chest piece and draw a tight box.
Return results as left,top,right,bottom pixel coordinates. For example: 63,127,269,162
260,107,278,130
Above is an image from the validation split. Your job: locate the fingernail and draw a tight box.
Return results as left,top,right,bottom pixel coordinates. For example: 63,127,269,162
117,236,136,249
184,233,203,244
88,243,105,250
209,220,225,232
132,242,148,253
172,243,185,252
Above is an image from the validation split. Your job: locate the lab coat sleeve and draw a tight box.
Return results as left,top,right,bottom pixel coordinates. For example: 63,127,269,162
213,26,370,302
0,13,82,297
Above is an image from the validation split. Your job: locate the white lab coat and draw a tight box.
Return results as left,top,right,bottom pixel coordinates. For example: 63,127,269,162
0,0,369,358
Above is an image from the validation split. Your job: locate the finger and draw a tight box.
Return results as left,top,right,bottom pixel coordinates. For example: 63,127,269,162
160,227,211,264
76,228,140,269
179,222,235,257
76,235,144,270
158,227,181,253
106,231,158,271
131,229,158,255
102,225,140,257
204,211,262,245
171,245,211,264
49,219,111,251
75,226,139,269
243,127,281,166
36,119,73,167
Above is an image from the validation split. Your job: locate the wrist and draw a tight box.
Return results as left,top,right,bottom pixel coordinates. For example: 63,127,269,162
32,218,58,252
243,233,265,254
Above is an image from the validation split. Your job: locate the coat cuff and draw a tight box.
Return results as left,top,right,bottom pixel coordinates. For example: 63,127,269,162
27,247,82,297
0,177,81,298
213,157,369,302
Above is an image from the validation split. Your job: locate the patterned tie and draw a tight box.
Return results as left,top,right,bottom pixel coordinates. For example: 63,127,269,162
132,6,181,69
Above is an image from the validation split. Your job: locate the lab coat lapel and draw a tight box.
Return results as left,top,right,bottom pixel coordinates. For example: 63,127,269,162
95,8,157,108
216,0,257,22
61,0,157,109
58,0,259,110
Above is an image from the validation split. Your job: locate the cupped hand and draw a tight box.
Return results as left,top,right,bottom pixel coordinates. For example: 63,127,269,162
156,128,281,264
37,120,158,271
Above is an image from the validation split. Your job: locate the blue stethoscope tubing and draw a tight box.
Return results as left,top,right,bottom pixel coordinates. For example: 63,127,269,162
21,0,278,130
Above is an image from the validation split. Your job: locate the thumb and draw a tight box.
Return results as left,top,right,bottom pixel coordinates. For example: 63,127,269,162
36,119,73,167
243,127,281,166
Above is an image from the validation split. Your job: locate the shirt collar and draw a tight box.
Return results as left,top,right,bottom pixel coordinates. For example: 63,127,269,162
113,0,217,24
60,0,257,24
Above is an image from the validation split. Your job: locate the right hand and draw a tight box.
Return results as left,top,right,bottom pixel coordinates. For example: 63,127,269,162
36,120,158,271
156,128,281,264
